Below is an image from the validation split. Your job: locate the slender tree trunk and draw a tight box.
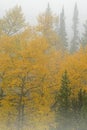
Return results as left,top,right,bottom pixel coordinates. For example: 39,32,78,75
17,80,25,130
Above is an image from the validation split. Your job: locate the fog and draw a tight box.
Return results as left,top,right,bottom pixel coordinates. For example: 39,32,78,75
0,1,87,130
0,0,87,40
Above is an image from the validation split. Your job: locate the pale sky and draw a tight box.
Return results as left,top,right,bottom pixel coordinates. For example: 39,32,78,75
0,0,86,22
0,0,87,40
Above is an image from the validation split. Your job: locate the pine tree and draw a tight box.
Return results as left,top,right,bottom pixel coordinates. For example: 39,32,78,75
0,87,4,107
37,3,53,37
70,3,79,53
57,71,71,112
53,71,71,130
37,3,60,50
59,7,68,51
71,89,87,130
81,20,87,48
78,89,87,130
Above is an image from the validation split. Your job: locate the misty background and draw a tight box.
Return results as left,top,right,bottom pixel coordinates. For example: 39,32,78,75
0,0,86,41
0,1,87,130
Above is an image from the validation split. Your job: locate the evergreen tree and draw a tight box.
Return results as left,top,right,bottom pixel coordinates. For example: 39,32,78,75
37,3,60,50
71,89,87,130
78,89,87,130
59,7,68,51
70,3,79,53
81,20,87,48
53,71,71,130
0,87,4,107
37,3,53,37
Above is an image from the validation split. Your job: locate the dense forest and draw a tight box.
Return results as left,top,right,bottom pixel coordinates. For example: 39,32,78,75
0,3,87,130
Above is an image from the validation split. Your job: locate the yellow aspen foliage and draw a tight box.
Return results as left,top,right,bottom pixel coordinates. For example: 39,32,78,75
59,48,87,96
0,24,87,130
0,33,60,129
